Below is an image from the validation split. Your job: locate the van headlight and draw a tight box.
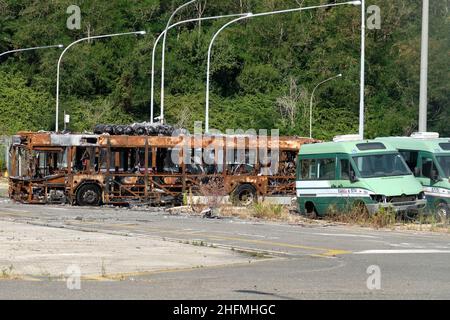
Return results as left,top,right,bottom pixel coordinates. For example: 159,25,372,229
418,192,426,200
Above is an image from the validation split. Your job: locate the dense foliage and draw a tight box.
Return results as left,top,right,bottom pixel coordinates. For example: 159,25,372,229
0,0,448,139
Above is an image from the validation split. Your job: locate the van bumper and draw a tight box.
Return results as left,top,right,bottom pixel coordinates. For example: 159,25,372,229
366,199,427,214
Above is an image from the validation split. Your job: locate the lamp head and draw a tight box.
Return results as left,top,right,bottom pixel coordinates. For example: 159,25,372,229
246,12,253,17
57,44,65,48
351,0,362,5
138,31,147,35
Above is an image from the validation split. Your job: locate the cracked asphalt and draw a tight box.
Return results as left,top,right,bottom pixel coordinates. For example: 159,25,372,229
0,201,449,299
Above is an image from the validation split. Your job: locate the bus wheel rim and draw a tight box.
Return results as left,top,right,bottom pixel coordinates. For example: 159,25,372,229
240,190,254,206
437,205,448,221
83,190,98,204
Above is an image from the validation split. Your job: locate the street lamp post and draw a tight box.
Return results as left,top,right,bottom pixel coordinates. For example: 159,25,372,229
309,74,342,139
359,0,365,139
160,0,197,124
150,13,248,123
205,14,253,133
205,1,361,133
1,44,64,176
55,31,146,132
0,44,64,58
419,0,429,132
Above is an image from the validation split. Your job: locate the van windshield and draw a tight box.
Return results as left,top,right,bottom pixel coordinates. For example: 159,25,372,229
352,153,411,178
437,156,450,178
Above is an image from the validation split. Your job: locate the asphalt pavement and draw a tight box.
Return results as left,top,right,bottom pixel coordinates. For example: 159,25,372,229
0,201,449,299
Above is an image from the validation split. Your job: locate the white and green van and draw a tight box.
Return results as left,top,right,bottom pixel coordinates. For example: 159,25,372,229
377,133,450,219
296,136,427,216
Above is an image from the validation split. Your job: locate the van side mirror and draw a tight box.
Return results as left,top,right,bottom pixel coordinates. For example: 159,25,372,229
431,169,442,182
350,170,358,183
414,167,421,177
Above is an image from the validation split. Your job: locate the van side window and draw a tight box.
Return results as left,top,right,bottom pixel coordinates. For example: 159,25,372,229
399,150,418,172
301,159,318,180
301,158,335,180
340,159,350,180
318,159,336,180
421,157,433,179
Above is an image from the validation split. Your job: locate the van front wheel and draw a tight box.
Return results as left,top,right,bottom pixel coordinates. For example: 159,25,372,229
436,203,449,222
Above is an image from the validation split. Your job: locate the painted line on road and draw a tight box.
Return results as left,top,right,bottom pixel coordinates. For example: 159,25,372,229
309,233,379,239
354,249,450,255
45,207,68,211
0,209,32,214
0,211,352,257
41,220,353,257
204,235,351,257
0,275,42,282
80,258,280,282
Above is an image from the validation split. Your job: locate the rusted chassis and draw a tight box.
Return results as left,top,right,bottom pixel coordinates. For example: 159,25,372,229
9,132,315,206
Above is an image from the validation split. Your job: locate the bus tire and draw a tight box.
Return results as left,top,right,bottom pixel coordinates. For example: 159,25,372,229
76,184,102,207
232,184,257,207
435,202,449,222
305,202,317,219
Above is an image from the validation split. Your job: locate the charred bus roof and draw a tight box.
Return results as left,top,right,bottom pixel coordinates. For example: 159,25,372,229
13,132,317,151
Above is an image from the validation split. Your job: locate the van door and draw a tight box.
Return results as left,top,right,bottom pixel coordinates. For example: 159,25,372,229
419,154,436,188
314,157,338,214
298,156,337,216
336,156,357,212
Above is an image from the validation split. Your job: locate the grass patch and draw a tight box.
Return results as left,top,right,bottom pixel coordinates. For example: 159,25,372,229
231,248,270,259
252,203,287,220
326,205,399,229
219,203,290,222
0,177,8,198
218,203,328,226
325,204,449,232
1,264,14,279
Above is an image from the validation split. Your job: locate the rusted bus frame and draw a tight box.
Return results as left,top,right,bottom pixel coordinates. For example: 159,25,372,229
9,132,316,205
96,134,306,200
97,135,308,151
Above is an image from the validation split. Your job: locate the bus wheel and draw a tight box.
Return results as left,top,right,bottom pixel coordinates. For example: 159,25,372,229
76,184,102,207
435,203,449,222
232,184,257,207
305,202,317,219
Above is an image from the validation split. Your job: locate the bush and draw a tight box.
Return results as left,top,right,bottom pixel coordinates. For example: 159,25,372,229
252,203,286,220
326,204,397,229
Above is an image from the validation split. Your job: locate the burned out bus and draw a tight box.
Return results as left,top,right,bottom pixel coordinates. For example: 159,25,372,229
8,131,315,207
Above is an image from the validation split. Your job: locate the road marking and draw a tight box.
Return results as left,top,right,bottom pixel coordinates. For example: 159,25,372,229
80,258,281,281
1,208,32,213
41,220,352,257
204,235,351,256
46,207,68,211
310,233,379,239
354,249,450,255
0,211,351,257
236,232,279,239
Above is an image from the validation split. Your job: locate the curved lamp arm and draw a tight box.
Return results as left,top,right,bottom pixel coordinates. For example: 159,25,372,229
55,31,146,132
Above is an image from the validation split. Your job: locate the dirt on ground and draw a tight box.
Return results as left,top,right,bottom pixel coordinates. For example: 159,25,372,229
0,220,260,280
187,203,450,234
0,178,8,198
